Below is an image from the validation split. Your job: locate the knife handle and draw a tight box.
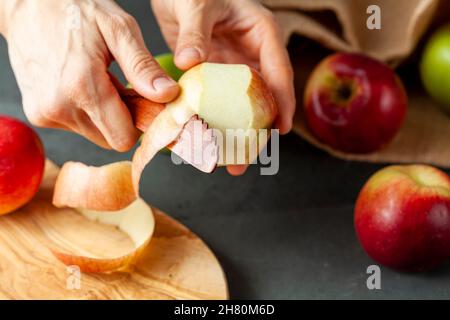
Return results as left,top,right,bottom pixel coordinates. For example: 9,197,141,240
119,88,165,132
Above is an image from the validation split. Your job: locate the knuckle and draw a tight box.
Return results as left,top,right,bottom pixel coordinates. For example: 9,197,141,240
67,77,88,100
40,100,66,122
183,30,207,46
121,13,139,30
80,98,101,121
108,13,139,36
261,9,279,28
285,62,294,79
24,90,68,126
129,52,160,77
24,96,63,126
259,10,284,40
186,0,208,8
68,90,91,114
64,72,99,115
32,91,66,121
24,109,48,127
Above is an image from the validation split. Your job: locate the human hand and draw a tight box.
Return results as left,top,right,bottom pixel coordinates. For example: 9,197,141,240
2,0,179,151
152,0,296,175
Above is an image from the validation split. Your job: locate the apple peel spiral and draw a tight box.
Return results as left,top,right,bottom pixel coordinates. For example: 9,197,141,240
50,63,277,273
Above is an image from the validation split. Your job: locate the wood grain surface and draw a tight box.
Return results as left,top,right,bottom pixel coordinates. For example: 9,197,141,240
0,161,228,300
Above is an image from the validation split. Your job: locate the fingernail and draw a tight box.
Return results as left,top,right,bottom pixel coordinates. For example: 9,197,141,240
177,47,201,62
153,77,177,92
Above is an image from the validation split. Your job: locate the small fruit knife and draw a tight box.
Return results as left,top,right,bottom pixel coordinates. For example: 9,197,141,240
119,88,218,173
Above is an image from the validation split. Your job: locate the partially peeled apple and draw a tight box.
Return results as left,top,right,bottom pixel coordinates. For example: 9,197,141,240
55,62,278,210
170,63,278,165
52,63,277,272
132,58,277,162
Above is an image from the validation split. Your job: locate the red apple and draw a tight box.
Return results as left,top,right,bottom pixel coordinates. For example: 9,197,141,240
0,116,45,215
355,165,450,272
304,53,408,153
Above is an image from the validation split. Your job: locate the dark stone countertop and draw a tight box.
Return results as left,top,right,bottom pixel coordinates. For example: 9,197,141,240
1,0,449,299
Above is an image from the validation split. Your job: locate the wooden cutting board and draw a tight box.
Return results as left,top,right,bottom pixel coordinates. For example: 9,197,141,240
0,160,228,300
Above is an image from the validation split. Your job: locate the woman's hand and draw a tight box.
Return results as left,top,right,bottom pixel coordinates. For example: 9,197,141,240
1,0,179,151
152,0,296,175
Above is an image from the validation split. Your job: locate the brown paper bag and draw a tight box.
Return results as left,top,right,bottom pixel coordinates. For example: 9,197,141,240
262,0,450,168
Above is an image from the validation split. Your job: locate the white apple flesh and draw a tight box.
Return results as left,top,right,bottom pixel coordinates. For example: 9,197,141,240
169,63,278,164
51,198,155,273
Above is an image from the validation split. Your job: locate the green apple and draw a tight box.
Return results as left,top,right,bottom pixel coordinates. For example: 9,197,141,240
127,52,184,88
420,24,450,114
154,52,184,81
152,53,178,155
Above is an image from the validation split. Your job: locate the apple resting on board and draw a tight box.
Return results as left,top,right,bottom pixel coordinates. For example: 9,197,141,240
304,53,408,154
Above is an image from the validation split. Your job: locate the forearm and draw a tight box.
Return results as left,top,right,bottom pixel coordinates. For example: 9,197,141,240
0,0,5,37
0,0,19,38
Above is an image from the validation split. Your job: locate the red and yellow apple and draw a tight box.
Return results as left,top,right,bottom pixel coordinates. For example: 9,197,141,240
355,165,450,272
0,116,45,215
304,53,408,153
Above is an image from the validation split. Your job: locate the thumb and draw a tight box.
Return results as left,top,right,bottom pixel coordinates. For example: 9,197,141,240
174,5,215,70
98,14,179,103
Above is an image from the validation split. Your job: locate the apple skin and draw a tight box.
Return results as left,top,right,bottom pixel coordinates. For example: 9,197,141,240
421,24,450,114
154,52,184,81
0,116,45,215
304,53,408,154
355,165,450,272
